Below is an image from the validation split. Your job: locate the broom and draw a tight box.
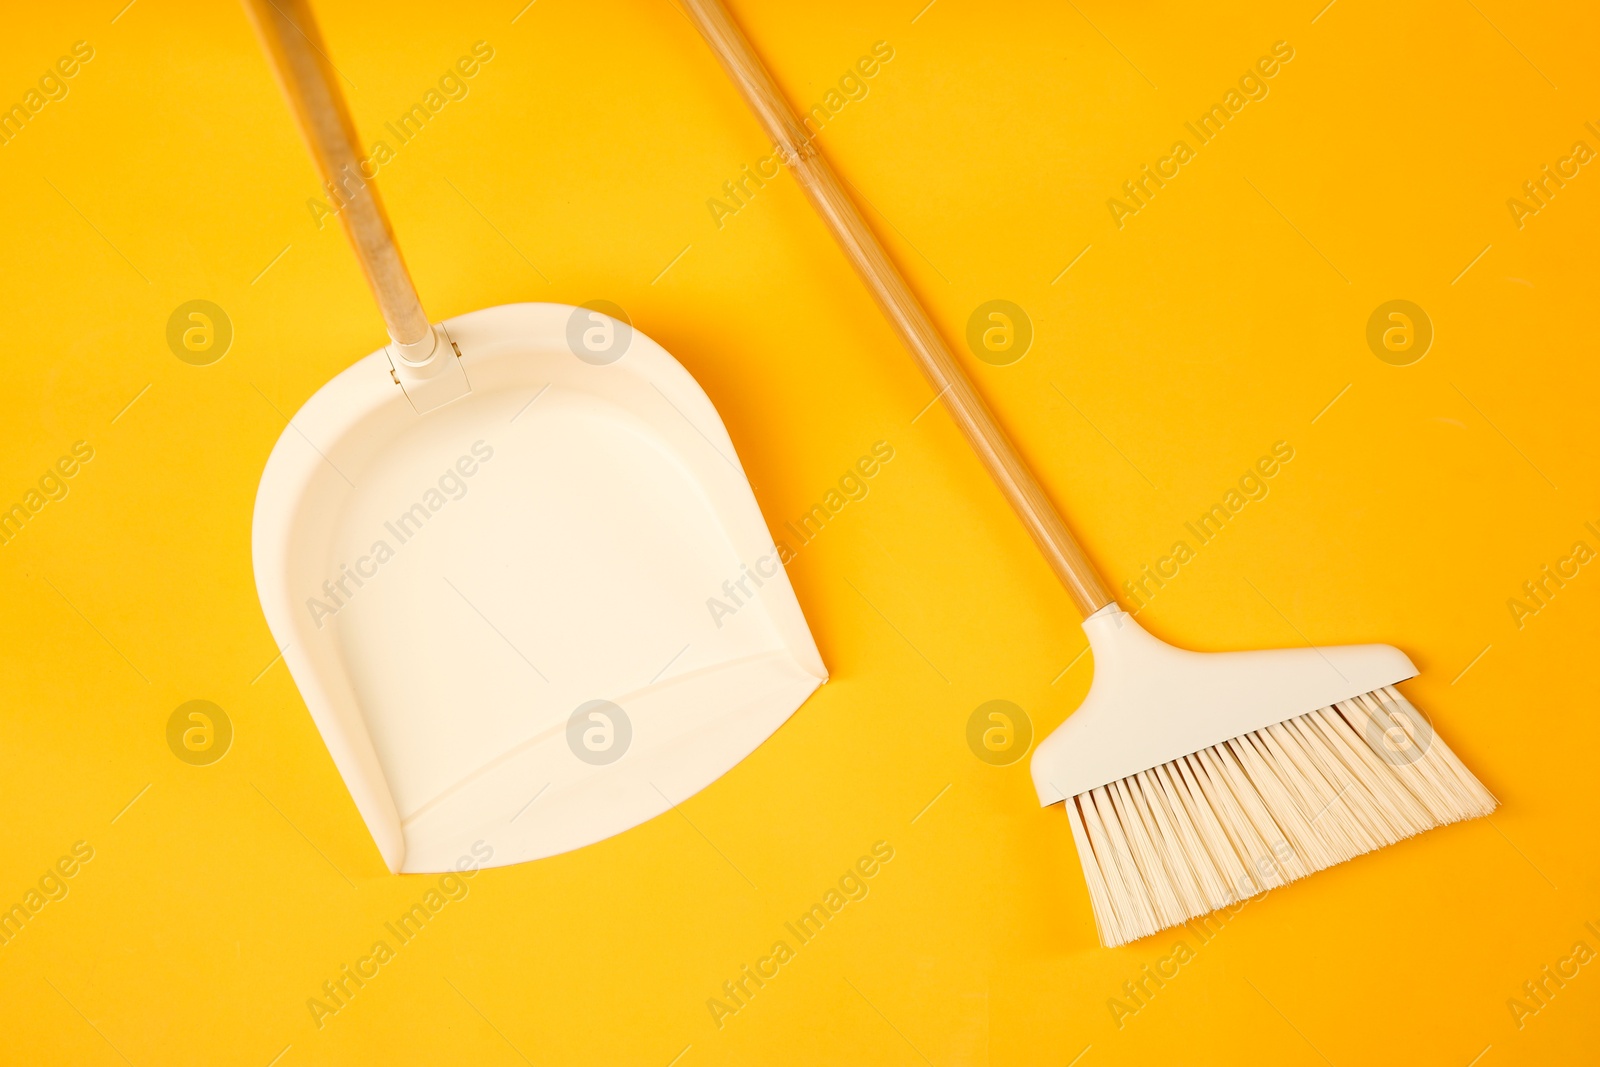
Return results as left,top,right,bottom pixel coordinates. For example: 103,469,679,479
682,0,1497,946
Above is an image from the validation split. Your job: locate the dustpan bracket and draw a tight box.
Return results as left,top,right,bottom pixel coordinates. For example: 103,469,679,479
387,322,471,413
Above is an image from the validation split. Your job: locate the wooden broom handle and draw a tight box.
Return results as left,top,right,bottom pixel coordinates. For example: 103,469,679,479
682,0,1115,617
242,0,433,350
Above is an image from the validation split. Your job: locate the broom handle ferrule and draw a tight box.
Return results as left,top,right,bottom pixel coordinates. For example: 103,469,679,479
683,0,1115,618
242,0,434,353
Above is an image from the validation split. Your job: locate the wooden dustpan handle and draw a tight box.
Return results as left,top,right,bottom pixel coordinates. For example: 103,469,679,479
242,0,434,354
682,0,1115,617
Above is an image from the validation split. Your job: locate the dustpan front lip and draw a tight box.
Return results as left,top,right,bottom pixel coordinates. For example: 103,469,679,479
395,650,825,872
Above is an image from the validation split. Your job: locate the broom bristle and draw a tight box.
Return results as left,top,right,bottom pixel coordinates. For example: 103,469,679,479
1064,685,1496,947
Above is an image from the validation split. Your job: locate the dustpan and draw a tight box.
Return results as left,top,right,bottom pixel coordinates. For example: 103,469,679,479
246,1,824,874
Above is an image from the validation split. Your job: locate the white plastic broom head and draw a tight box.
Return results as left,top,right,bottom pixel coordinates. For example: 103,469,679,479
1032,606,1496,947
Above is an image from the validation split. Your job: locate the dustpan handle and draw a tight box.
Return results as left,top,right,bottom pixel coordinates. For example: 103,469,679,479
682,0,1115,618
242,0,436,358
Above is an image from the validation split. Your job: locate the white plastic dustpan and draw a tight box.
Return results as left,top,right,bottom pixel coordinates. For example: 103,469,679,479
245,2,823,874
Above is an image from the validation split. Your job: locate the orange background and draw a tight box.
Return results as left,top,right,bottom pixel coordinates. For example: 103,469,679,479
0,1,1596,1064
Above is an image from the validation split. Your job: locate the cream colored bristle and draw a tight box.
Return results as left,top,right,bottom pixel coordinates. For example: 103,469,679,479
1067,687,1495,947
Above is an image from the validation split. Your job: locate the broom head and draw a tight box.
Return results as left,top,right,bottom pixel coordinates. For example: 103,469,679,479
1032,607,1496,947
